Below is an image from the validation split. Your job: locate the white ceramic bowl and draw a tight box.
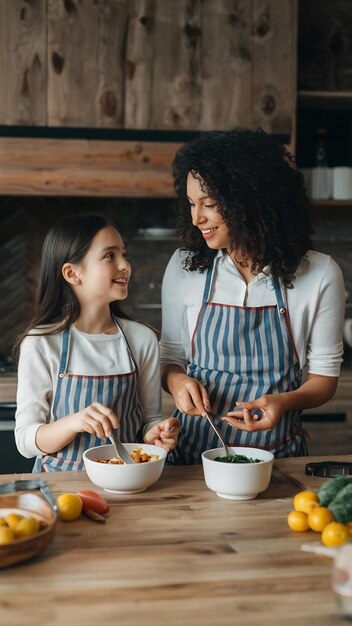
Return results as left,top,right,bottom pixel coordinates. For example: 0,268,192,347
201,446,274,500
83,443,167,494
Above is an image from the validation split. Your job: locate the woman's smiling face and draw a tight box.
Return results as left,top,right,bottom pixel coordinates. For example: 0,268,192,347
187,172,232,250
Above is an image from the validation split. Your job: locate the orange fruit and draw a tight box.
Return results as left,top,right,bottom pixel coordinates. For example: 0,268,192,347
56,493,82,522
293,490,319,514
0,518,8,527
307,506,334,532
321,522,350,548
287,510,310,532
0,527,15,544
5,513,24,530
346,522,352,537
15,517,40,539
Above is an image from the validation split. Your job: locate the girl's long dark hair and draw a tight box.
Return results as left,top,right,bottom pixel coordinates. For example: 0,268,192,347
13,213,131,360
173,127,313,285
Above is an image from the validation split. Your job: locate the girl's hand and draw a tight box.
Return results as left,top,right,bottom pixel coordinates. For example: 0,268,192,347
171,374,210,417
144,417,180,452
71,402,119,439
221,394,288,433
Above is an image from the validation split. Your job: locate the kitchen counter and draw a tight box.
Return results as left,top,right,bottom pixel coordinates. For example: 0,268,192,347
0,455,350,626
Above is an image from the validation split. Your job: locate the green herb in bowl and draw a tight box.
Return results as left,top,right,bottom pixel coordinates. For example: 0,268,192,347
214,454,262,463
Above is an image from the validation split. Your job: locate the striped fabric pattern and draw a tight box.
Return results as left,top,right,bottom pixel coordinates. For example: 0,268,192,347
33,319,143,472
168,259,307,465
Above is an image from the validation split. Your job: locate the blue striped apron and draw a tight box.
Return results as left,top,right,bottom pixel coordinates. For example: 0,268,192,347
32,318,143,472
168,257,308,465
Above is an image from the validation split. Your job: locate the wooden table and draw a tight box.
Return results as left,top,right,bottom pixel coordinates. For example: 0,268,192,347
0,457,350,626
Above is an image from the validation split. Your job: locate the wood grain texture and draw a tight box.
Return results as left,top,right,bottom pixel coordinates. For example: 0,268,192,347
0,137,180,196
252,0,297,142
200,0,252,130
47,0,128,127
0,461,349,625
125,0,202,130
0,0,46,125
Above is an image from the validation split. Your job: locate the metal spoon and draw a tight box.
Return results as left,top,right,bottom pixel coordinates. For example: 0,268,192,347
204,412,230,456
108,429,135,464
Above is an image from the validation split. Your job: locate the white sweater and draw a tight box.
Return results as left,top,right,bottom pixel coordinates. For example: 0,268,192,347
160,249,345,377
15,319,161,458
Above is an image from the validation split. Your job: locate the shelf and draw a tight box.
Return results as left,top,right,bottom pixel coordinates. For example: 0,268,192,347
297,90,352,110
311,200,352,207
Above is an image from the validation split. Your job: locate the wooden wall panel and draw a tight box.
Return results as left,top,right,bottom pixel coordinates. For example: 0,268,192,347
125,0,201,130
200,0,252,130
0,0,46,125
0,137,180,196
47,0,128,127
252,0,297,140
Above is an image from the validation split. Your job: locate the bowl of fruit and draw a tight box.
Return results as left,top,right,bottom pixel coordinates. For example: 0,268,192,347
0,491,58,569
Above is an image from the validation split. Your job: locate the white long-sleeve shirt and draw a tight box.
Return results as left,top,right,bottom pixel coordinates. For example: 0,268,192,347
160,249,345,377
15,319,161,458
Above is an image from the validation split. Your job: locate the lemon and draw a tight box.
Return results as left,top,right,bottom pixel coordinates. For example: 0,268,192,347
321,522,350,548
57,493,83,522
5,513,24,530
293,490,319,514
287,510,309,532
0,526,15,544
307,506,334,533
15,516,40,538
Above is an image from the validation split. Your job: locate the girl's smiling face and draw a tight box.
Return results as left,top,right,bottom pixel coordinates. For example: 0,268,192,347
187,172,232,251
71,225,131,304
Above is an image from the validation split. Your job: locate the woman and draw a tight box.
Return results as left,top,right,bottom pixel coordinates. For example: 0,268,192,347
160,128,345,464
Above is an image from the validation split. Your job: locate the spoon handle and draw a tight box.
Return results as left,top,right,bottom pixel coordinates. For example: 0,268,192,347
204,413,229,456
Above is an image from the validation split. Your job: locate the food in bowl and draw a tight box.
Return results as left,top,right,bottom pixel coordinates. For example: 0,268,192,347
214,453,262,464
83,443,167,494
95,448,159,464
202,446,274,500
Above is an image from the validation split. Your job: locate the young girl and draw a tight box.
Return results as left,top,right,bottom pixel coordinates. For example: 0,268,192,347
14,213,179,472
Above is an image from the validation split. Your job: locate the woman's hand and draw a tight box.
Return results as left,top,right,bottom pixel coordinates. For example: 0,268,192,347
144,417,180,452
71,402,119,439
169,372,210,416
221,394,288,433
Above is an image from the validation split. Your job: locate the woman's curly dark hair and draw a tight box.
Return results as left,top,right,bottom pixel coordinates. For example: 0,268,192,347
172,127,313,286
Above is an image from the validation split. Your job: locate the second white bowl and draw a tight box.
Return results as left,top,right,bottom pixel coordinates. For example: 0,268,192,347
202,446,274,500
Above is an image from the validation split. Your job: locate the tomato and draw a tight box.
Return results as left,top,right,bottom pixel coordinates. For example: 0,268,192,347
76,490,110,515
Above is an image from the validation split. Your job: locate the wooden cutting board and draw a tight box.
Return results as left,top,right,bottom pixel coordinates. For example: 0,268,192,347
275,454,352,491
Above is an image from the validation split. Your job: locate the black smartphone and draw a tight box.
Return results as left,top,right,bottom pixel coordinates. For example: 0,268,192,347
305,461,352,477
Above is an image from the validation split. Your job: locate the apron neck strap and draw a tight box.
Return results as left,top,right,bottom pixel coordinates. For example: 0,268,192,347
202,256,220,303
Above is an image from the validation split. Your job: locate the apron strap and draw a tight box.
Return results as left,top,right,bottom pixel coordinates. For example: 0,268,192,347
58,327,70,377
202,256,219,303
